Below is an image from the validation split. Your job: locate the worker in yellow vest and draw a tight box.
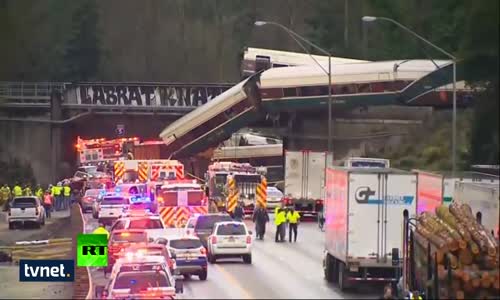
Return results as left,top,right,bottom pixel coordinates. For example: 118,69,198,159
63,183,71,210
274,208,287,243
0,184,10,210
53,183,63,211
286,208,301,243
35,184,44,201
13,182,23,197
93,222,110,239
23,184,33,196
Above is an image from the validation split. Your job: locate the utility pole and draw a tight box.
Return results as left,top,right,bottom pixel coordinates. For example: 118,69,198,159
344,0,349,50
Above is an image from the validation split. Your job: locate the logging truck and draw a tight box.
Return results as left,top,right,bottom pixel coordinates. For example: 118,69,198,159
401,202,499,299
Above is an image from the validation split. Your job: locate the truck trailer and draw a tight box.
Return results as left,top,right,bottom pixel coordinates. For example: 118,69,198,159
284,151,330,216
454,181,499,238
323,167,418,290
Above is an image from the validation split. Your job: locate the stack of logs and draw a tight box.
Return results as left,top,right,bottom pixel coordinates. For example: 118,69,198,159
414,202,499,299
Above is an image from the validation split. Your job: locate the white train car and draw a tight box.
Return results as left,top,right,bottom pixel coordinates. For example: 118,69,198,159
159,76,261,158
258,59,469,111
241,47,368,78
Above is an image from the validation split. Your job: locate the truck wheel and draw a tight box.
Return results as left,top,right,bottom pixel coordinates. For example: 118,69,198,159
243,254,252,264
338,261,350,291
208,253,216,264
323,253,338,283
198,269,208,281
8,222,14,230
324,254,334,282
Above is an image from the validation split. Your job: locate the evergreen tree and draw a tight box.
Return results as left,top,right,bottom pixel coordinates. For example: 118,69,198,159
62,0,101,81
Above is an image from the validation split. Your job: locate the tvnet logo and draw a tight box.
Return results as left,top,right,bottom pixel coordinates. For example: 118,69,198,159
77,234,108,267
19,260,74,282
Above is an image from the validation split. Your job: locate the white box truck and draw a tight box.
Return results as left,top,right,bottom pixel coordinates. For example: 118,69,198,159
454,181,499,238
442,172,499,205
284,151,331,216
323,167,418,290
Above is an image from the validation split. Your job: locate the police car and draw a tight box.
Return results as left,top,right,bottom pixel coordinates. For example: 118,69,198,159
96,255,183,299
110,213,174,242
167,236,208,280
116,243,177,275
107,229,148,271
97,194,131,225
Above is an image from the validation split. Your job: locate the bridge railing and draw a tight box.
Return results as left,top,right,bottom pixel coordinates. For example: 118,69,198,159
0,81,68,103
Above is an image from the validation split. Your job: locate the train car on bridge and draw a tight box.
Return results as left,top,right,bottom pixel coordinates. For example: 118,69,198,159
159,75,262,158
241,47,368,78
160,53,470,159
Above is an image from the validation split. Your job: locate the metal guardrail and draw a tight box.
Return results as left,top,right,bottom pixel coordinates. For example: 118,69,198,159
0,238,72,262
0,81,68,102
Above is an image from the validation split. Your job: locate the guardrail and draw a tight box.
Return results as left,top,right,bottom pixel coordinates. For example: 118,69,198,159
0,238,72,262
0,81,68,102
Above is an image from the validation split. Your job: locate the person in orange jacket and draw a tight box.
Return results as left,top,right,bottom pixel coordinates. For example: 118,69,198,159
43,190,53,218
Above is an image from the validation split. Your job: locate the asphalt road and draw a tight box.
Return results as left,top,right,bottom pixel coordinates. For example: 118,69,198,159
84,212,381,299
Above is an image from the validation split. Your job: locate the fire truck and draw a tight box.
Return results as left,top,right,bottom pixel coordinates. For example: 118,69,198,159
76,136,140,167
113,160,184,183
205,162,267,214
156,180,208,227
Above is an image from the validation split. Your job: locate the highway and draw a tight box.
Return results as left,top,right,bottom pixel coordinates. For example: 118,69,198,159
83,212,380,299
0,206,381,299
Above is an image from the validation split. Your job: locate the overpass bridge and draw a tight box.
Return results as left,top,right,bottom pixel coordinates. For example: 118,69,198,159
0,58,472,184
0,81,233,120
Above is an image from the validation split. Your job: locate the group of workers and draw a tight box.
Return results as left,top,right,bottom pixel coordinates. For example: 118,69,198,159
222,201,301,242
0,181,73,218
274,205,301,243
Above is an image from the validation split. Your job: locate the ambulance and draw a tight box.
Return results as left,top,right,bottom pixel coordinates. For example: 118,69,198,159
156,180,208,228
113,160,184,183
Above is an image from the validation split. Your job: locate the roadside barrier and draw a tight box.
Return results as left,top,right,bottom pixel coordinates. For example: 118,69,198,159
0,238,72,263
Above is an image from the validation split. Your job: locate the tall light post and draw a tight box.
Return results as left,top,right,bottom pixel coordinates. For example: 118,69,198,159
254,21,334,159
362,16,457,176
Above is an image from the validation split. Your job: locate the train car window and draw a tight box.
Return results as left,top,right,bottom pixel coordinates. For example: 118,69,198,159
255,55,271,72
300,86,328,97
283,88,297,97
357,83,371,93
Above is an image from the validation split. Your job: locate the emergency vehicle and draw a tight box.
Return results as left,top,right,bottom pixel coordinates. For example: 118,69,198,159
76,136,140,166
113,160,184,183
205,162,267,214
156,180,208,228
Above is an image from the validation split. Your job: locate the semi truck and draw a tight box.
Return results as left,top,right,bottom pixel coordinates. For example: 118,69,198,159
284,151,330,216
322,167,419,290
454,181,499,238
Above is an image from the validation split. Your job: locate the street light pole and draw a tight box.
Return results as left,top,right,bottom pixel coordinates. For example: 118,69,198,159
362,16,458,176
254,21,334,159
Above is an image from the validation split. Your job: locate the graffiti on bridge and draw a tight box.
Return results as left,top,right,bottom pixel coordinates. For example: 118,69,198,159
77,85,230,107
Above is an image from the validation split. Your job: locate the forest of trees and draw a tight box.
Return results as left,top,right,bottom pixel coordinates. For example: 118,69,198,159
0,0,498,166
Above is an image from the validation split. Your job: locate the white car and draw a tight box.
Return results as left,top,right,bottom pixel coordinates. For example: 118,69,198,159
110,214,170,242
98,195,131,225
8,197,45,229
266,186,284,209
97,255,183,299
206,221,253,264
